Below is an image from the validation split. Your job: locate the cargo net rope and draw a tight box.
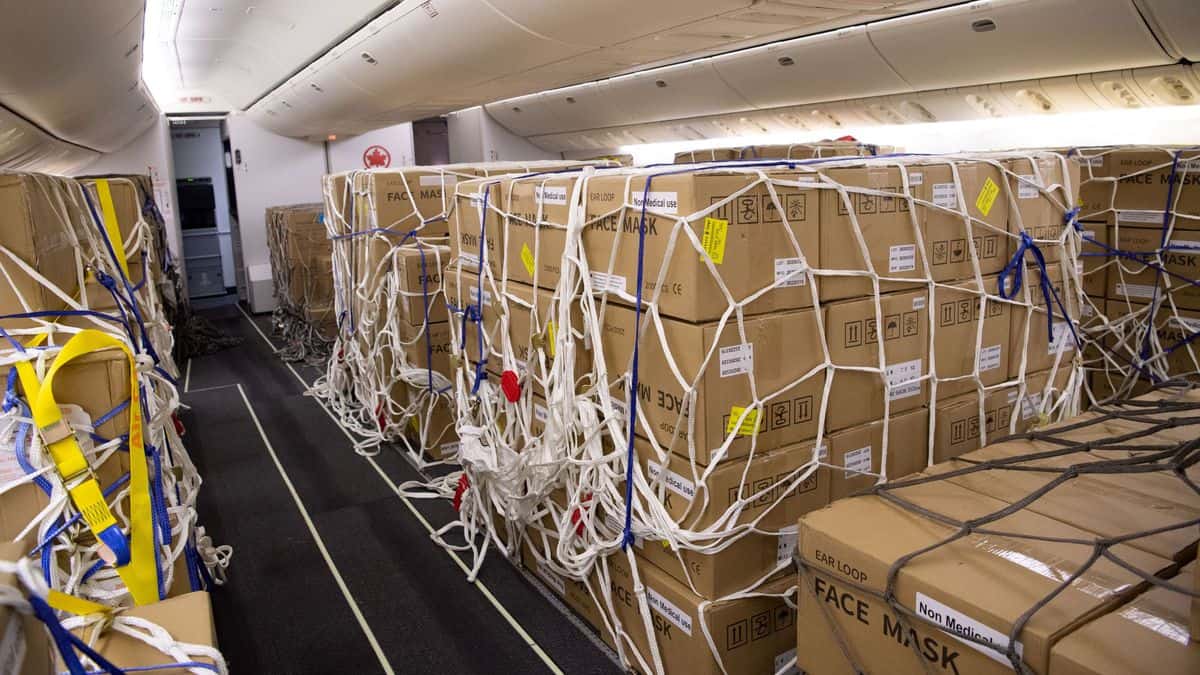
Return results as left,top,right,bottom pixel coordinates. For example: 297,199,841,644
0,175,230,671
312,168,469,462
266,204,337,365
311,161,618,463
796,383,1199,675
1073,146,1200,402
414,153,1086,674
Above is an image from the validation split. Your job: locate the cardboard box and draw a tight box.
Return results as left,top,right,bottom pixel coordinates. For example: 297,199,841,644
600,302,826,466
824,288,930,432
931,386,1016,464
0,174,81,330
796,480,1173,675
84,256,150,310
1004,155,1081,264
634,527,795,602
1049,563,1198,674
358,168,477,239
389,244,450,328
0,348,132,540
635,436,828,532
1089,148,1200,228
1078,224,1109,299
1107,226,1200,311
398,320,453,380
503,176,574,290
450,177,506,279
498,280,589,380
1100,299,1200,385
914,160,1011,283
928,442,1199,563
64,591,218,673
825,407,929,500
403,384,458,461
932,274,1011,398
0,539,53,675
818,165,924,301
1008,263,1078,378
608,552,796,675
582,171,820,322
673,148,741,164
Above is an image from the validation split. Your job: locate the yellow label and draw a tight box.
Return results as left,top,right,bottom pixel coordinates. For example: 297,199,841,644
520,243,536,277
700,217,728,265
975,177,1000,217
409,416,420,433
726,405,760,437
546,320,557,358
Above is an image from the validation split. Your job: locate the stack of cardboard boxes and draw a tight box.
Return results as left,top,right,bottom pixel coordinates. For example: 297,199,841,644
795,387,1199,674
1071,147,1200,399
0,173,222,671
444,153,1084,673
266,202,336,336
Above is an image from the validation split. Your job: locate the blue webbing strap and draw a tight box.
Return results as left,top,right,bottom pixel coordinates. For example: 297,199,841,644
28,594,126,675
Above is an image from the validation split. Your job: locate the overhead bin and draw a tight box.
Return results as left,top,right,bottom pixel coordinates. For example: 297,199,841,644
0,106,98,172
867,0,1171,91
1136,0,1200,60
600,62,751,126
713,26,912,110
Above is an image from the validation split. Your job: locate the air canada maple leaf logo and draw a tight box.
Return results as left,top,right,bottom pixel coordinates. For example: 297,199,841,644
363,145,391,168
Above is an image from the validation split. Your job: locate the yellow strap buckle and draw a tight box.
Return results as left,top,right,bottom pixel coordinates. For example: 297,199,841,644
39,418,74,446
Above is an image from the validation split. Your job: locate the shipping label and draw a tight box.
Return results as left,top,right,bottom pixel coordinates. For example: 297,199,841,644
1016,175,1040,199
886,359,923,401
1116,210,1168,225
889,244,917,272
725,405,761,436
843,445,873,478
915,592,1024,665
979,344,1002,372
719,343,754,377
1048,322,1075,355
1115,282,1157,299
932,182,959,210
774,257,807,287
975,177,1000,216
701,217,728,264
777,525,799,565
590,271,628,294
646,585,693,636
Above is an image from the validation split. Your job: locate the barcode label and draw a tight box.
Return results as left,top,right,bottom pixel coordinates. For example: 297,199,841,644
1017,175,1040,199
774,258,807,287
1115,282,1156,299
890,244,917,272
719,343,754,377
1116,210,1166,225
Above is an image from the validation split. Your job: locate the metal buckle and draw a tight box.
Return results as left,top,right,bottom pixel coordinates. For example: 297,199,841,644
39,419,74,446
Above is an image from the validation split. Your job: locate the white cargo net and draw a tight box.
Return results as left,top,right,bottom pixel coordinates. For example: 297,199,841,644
310,161,618,466
0,175,229,627
265,203,337,364
1071,146,1200,403
426,152,1085,675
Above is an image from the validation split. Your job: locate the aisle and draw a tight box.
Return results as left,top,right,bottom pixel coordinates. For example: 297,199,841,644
180,303,621,675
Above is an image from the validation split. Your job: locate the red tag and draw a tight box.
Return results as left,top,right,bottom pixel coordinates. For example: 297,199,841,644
453,473,470,512
569,494,593,537
171,413,186,437
500,370,521,403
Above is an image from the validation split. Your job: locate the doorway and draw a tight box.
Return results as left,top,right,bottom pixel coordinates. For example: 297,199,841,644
170,118,238,302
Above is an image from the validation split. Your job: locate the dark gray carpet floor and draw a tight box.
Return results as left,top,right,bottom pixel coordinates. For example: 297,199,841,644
180,304,621,674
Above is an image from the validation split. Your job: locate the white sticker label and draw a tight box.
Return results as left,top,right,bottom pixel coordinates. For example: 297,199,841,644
1115,282,1157,299
932,182,959,209
843,446,873,477
1175,316,1200,333
534,561,567,596
1021,391,1043,421
889,244,917,272
589,271,627,294
646,586,693,637
419,174,456,187
1077,155,1103,167
630,191,679,215
913,296,926,310
1116,210,1166,225
440,441,461,457
775,648,800,675
908,172,924,186
886,358,923,400
774,258,807,288
534,403,548,424
1017,174,1040,199
468,192,486,208
468,285,492,306
1170,239,1200,250
535,185,568,206
1081,303,1095,318
815,443,828,463
777,526,799,565
1048,322,1075,355
719,343,754,377
460,252,481,269
979,344,1002,373
915,592,1024,665
647,461,696,501
0,614,24,675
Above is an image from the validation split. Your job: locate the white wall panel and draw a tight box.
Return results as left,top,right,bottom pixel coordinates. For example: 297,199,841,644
328,122,415,173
